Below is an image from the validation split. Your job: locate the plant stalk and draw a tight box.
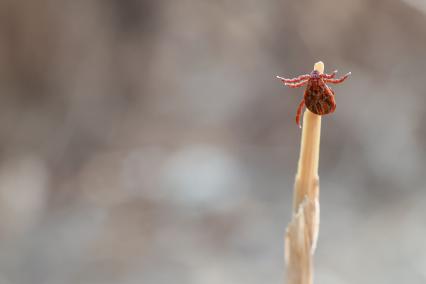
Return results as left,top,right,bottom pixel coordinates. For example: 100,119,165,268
285,61,323,284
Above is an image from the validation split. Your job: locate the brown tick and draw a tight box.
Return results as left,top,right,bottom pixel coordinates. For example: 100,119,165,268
277,68,350,127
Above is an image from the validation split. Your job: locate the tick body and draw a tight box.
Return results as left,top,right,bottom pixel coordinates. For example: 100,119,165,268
277,69,350,127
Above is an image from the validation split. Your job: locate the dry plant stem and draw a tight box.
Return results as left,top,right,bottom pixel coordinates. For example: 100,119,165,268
285,62,323,284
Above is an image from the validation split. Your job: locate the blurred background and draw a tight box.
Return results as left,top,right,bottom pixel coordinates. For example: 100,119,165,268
0,0,425,283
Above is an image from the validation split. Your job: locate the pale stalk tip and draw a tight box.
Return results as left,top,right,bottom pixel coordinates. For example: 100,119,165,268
313,61,324,74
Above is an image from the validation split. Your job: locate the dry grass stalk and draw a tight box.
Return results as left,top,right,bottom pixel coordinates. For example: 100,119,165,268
285,62,323,284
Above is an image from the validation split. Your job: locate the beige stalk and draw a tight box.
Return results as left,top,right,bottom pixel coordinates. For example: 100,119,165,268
285,61,323,284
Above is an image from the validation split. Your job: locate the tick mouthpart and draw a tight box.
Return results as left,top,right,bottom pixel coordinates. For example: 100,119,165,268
310,70,320,79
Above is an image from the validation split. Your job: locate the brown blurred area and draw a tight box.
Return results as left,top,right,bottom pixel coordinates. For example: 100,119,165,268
0,0,426,283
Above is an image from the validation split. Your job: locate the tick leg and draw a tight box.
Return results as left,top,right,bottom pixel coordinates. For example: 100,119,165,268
324,72,351,84
296,99,305,128
328,87,336,112
276,74,310,83
285,80,308,88
321,70,338,79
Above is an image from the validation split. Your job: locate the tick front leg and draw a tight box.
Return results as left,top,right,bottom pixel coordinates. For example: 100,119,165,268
276,74,310,83
321,70,338,79
285,80,308,88
296,99,305,128
324,72,351,84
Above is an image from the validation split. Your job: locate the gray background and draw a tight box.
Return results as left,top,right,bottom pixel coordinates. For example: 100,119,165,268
0,0,425,283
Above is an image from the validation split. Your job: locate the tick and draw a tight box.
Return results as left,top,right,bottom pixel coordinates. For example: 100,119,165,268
277,68,351,127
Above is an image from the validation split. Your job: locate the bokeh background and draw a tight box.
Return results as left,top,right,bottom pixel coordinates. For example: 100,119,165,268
0,0,425,283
